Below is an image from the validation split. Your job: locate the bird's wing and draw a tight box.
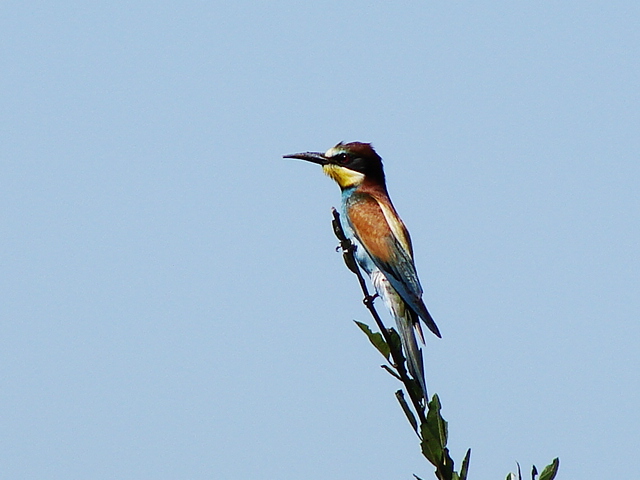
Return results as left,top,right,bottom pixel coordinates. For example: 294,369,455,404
345,192,441,338
345,192,420,293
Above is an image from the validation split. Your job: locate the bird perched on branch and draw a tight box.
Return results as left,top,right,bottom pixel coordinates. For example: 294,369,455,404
284,141,440,400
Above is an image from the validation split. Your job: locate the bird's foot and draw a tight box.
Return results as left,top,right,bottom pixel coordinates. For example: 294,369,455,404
363,293,379,307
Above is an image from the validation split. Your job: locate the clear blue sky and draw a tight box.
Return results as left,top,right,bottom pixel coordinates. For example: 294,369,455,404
2,1,639,479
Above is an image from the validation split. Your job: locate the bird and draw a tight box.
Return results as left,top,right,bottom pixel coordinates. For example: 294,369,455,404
284,141,440,400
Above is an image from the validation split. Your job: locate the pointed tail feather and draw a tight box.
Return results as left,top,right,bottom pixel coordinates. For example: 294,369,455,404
416,298,441,338
395,310,428,402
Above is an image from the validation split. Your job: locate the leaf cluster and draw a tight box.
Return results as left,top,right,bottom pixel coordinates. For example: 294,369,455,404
356,315,469,480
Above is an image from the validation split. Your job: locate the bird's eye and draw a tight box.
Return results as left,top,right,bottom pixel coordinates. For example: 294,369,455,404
335,153,349,164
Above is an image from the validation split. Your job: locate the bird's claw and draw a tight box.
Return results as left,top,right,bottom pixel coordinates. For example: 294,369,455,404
363,293,379,306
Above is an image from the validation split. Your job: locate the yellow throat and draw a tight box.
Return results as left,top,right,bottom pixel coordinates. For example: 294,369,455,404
322,164,365,189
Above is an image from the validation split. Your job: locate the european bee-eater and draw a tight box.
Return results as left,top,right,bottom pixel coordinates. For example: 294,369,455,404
284,142,440,400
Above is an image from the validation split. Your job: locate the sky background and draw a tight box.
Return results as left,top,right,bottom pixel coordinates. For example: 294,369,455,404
2,1,639,479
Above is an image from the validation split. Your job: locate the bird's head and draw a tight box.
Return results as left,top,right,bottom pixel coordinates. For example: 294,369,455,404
284,142,385,189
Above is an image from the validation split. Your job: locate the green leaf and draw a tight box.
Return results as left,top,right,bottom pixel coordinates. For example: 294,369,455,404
427,395,448,447
420,395,451,471
538,458,559,480
419,395,466,480
459,449,471,480
420,421,443,466
354,321,390,360
395,389,418,433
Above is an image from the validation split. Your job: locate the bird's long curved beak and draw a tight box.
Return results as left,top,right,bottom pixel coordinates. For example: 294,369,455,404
283,151,328,165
